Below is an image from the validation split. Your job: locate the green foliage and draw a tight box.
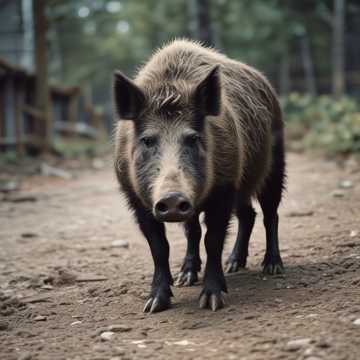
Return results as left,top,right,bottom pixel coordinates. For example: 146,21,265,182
53,137,100,158
282,94,360,156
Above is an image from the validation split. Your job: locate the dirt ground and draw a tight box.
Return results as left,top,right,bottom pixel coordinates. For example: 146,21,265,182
1,152,360,360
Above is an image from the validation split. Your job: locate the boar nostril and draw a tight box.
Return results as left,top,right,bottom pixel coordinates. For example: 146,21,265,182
178,201,191,213
156,201,168,213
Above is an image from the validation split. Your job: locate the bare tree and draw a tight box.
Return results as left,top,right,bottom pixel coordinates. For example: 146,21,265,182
32,0,52,152
299,29,317,96
332,0,346,98
279,44,291,96
187,0,214,46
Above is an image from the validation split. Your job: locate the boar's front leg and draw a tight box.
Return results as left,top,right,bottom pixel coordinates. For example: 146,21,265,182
199,187,234,311
175,216,202,287
134,207,173,313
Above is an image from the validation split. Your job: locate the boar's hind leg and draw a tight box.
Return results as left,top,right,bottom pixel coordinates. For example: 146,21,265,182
226,202,256,273
258,139,285,275
175,216,202,287
199,187,234,311
135,207,173,313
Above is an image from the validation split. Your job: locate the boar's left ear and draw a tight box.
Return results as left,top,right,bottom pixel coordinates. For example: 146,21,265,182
113,70,146,120
194,65,221,117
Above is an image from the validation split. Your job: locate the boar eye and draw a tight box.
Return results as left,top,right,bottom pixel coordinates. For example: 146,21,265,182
140,136,157,148
184,134,201,147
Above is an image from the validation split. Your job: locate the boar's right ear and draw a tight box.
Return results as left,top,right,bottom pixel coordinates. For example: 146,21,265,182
113,70,145,120
193,65,221,117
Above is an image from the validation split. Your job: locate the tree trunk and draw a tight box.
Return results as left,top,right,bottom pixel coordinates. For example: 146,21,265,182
32,0,52,152
187,0,214,46
332,0,346,98
299,31,317,96
279,44,291,96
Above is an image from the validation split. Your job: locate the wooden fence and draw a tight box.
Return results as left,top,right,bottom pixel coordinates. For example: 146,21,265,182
0,57,104,156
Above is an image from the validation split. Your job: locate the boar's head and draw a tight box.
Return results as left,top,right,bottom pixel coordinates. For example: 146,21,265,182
113,65,221,222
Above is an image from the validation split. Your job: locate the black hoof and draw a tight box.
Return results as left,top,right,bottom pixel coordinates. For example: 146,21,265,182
262,255,284,275
175,256,201,287
199,269,227,312
174,271,198,287
199,290,225,311
143,286,172,313
225,255,247,273
143,295,171,313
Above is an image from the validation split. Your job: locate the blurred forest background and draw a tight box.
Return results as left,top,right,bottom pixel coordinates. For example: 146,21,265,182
1,0,360,159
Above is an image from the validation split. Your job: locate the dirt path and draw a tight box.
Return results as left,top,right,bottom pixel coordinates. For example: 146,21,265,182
1,153,360,360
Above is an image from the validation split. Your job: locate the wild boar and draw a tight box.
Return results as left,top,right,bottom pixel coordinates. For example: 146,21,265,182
113,39,285,313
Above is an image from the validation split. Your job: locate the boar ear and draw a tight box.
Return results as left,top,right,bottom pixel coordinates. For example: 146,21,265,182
113,70,145,120
194,65,221,116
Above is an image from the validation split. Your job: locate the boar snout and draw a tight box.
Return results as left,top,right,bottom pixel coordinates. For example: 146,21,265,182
154,192,193,222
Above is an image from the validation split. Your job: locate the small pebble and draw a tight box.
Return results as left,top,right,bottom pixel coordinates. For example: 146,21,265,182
108,324,132,332
34,315,47,322
21,232,38,238
100,331,115,341
317,339,331,349
111,240,129,248
70,321,82,326
338,180,353,189
331,190,345,198
353,318,360,326
350,230,358,238
285,338,312,351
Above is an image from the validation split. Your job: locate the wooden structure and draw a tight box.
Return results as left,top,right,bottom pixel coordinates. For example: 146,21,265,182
0,58,103,156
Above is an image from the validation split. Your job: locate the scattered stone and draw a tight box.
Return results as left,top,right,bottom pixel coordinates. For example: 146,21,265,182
100,331,115,341
70,321,82,326
34,315,47,321
338,180,353,189
350,230,358,238
353,318,360,326
41,163,72,180
285,338,312,351
0,320,9,330
316,338,331,349
18,352,32,360
111,240,129,249
76,275,108,282
5,193,37,203
331,190,345,198
108,324,132,333
21,232,38,238
40,284,53,290
172,340,193,346
286,210,314,217
303,347,314,356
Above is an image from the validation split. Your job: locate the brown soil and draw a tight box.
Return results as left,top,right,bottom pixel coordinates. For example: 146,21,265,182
1,153,360,360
